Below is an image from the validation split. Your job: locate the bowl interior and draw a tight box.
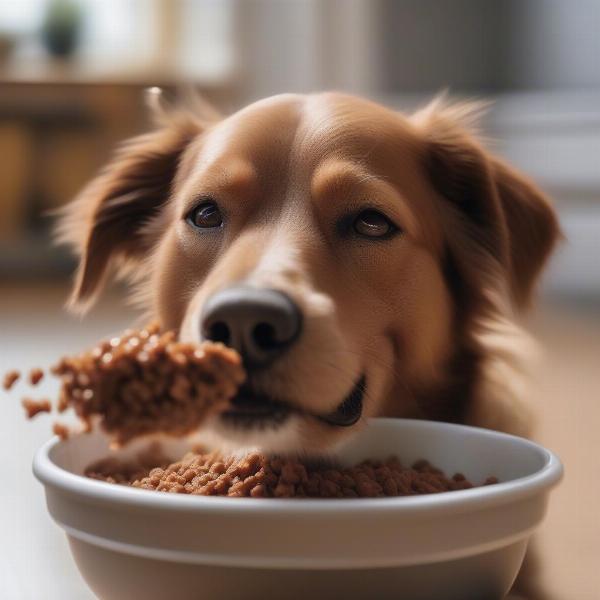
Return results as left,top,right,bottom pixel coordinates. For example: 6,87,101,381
337,419,548,483
49,418,550,487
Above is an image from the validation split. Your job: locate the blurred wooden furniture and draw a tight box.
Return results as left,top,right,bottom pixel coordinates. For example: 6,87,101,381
0,58,231,276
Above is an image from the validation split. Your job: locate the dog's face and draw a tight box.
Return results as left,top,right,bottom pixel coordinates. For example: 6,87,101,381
60,93,559,454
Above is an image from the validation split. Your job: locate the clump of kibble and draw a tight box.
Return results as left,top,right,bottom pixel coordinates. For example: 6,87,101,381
4,323,246,445
86,452,499,498
51,324,245,445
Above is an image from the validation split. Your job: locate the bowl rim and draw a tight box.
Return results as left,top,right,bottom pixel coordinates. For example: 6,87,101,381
33,418,563,517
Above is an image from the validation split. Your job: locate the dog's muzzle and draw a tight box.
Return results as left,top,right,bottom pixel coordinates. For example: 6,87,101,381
201,286,364,431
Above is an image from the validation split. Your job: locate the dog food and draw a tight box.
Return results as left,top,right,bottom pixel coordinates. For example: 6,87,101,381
29,368,44,386
52,422,70,440
8,324,498,498
86,451,498,498
21,398,52,419
6,323,246,445
51,325,245,444
3,370,20,391
86,443,171,484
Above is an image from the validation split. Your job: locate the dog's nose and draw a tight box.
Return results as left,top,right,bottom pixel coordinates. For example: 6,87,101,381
201,286,302,369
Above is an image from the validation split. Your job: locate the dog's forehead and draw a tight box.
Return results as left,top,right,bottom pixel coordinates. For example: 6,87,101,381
199,94,303,164
198,93,419,172
298,93,418,159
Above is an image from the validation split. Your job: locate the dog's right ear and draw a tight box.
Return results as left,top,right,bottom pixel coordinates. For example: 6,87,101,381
57,91,217,313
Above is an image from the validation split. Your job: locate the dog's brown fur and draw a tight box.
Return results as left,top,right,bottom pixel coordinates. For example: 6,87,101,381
58,91,560,599
58,91,558,453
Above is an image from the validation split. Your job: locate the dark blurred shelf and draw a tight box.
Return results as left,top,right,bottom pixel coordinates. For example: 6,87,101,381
0,233,75,279
0,53,232,89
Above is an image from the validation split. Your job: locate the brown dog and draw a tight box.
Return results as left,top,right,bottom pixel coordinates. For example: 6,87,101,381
58,91,558,456
59,91,560,599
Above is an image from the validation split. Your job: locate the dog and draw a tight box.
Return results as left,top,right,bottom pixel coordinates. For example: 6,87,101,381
58,91,560,598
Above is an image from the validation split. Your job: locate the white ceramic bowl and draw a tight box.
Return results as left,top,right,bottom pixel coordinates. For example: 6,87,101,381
33,419,562,600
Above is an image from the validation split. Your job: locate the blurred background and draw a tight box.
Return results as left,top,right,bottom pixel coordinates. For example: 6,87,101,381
0,1,598,599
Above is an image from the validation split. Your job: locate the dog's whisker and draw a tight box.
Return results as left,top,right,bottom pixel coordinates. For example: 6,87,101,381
301,346,408,388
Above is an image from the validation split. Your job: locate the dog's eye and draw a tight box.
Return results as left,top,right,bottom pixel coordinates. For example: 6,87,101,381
353,209,395,238
187,201,223,229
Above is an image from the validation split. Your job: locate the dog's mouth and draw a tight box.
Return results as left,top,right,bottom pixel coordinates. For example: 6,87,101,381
220,388,292,429
317,375,366,427
219,375,366,429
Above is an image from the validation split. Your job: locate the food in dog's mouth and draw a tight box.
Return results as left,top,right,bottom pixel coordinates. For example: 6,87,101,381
86,450,498,498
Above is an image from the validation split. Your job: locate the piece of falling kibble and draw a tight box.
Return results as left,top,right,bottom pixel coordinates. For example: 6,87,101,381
52,422,70,440
21,398,52,419
3,370,20,391
29,368,44,386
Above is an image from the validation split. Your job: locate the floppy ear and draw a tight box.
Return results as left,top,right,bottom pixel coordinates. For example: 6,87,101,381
412,97,560,309
57,92,215,313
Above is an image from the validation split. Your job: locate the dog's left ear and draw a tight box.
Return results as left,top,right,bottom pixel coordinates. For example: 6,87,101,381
412,97,561,308
57,91,217,313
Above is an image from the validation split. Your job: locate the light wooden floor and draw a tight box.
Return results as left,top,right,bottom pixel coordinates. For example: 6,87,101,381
0,283,598,599
525,303,600,599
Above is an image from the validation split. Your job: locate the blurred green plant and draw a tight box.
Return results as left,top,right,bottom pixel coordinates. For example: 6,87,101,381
41,0,82,58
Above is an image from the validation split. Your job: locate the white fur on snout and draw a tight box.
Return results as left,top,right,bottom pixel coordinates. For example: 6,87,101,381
247,236,304,289
179,299,207,345
200,413,306,455
245,244,359,415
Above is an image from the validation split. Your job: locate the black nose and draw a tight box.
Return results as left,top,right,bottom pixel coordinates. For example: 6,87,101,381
201,286,302,369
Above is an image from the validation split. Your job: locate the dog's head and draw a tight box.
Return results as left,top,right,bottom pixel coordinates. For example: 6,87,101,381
58,92,559,455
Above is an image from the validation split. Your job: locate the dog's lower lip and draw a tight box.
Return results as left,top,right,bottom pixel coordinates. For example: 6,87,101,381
220,386,291,425
318,375,366,427
220,375,366,428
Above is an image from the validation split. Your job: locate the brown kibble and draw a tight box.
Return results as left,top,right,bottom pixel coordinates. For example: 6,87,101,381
238,454,259,475
209,461,226,475
383,477,399,496
21,397,52,419
356,478,383,497
3,370,20,390
319,478,340,497
250,483,267,497
85,450,498,499
29,368,44,386
52,422,70,440
281,462,305,484
41,324,245,445
323,469,343,484
273,481,295,497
